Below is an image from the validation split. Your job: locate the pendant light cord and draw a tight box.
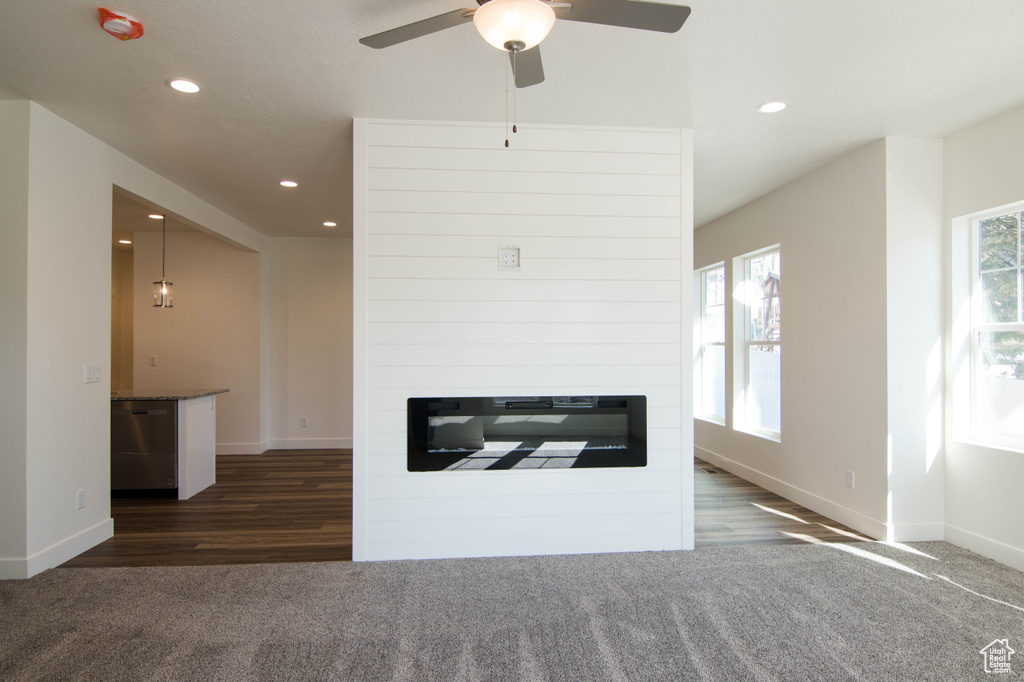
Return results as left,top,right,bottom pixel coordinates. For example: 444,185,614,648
161,216,167,280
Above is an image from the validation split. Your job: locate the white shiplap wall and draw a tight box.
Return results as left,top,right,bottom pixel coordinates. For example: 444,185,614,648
353,119,693,561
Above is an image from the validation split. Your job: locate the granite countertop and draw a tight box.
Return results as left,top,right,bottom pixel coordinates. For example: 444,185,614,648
111,389,229,401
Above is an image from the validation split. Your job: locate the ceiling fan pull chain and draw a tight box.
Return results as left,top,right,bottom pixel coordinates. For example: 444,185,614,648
505,54,510,148
512,48,518,134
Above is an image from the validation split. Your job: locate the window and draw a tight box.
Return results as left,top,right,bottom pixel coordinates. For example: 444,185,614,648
972,209,1024,447
695,265,726,422
735,247,781,437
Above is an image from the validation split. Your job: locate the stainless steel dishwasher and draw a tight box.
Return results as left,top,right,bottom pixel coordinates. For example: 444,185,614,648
111,400,178,491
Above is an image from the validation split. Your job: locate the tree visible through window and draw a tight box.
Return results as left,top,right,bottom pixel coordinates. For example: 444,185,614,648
738,248,781,436
974,210,1024,446
696,265,725,422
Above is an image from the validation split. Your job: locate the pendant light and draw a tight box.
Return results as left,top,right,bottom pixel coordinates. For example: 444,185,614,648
152,214,173,308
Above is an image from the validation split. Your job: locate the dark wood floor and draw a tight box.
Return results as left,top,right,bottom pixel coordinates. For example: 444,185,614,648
61,449,352,568
694,458,871,545
61,450,867,569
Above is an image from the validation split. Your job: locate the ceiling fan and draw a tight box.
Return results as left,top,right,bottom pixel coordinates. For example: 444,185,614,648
359,0,691,88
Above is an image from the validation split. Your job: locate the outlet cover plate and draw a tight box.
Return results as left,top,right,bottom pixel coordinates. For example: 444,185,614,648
498,245,520,270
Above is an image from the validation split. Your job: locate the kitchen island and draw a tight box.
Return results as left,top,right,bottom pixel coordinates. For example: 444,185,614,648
111,389,229,500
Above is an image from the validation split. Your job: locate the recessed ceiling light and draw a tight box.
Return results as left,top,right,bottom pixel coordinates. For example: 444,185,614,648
756,101,787,114
148,214,164,219
280,180,298,188
167,79,201,94
323,221,337,227
118,239,132,244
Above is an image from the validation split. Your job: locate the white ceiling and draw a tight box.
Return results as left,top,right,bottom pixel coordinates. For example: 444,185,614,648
111,190,197,249
4,1,1024,238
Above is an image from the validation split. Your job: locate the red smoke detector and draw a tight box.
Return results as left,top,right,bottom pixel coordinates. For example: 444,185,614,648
99,8,143,41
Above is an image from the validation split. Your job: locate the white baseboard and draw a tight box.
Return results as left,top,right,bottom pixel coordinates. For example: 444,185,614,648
0,518,114,580
216,440,269,455
217,438,352,455
945,523,1024,573
267,437,353,450
695,445,888,541
891,522,946,543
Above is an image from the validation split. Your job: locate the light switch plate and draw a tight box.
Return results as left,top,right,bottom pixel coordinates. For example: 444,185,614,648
84,365,101,384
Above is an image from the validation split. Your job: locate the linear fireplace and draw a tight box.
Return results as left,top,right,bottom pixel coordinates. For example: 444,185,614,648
407,395,647,472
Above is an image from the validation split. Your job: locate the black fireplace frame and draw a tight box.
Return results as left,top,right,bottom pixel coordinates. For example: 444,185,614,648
407,395,647,472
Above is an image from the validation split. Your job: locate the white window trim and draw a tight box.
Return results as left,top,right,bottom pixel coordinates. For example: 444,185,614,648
694,263,726,426
962,204,1024,451
732,245,781,442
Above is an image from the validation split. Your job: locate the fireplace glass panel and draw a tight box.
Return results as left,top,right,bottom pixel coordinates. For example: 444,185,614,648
407,396,647,471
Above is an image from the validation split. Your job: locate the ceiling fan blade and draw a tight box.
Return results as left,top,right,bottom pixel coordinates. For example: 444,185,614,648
359,8,476,49
510,47,545,88
558,0,690,33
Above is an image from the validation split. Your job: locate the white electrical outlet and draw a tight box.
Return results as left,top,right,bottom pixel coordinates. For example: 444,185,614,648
76,489,85,510
498,245,520,270
845,470,855,490
84,364,101,384
300,416,308,428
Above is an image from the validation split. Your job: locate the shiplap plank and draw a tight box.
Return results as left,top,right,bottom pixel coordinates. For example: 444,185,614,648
367,490,682,521
367,121,680,155
368,234,680,260
369,300,680,324
368,388,683,410
367,321,682,345
368,365,681,390
370,213,682,239
366,532,683,561
366,467,683,500
368,189,680,218
369,278,681,302
369,146,681,176
367,513,681,545
368,256,682,281
369,343,681,368
368,168,681,197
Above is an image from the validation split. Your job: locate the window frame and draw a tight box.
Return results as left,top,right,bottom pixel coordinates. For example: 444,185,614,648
694,263,726,425
733,245,781,441
969,206,1024,450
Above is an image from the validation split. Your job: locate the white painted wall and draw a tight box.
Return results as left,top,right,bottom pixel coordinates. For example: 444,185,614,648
266,238,354,449
24,103,119,575
694,141,892,539
0,100,31,567
133,232,262,453
944,102,1024,571
884,138,945,542
354,119,693,562
0,102,266,579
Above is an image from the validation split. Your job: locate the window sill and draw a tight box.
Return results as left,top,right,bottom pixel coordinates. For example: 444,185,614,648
695,415,726,427
953,438,1024,456
734,426,781,444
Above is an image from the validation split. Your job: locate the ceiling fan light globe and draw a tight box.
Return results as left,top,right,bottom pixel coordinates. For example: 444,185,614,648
473,0,555,52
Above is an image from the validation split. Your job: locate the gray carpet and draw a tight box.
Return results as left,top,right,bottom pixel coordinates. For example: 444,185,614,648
1,542,1022,681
